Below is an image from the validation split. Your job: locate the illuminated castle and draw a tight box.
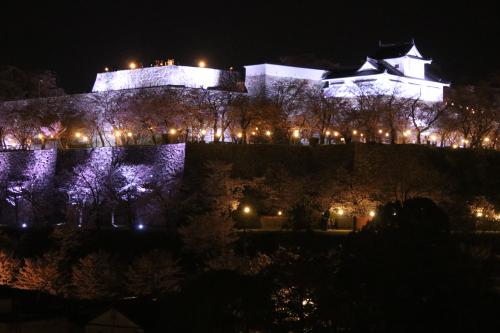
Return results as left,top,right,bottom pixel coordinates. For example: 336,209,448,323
92,40,448,102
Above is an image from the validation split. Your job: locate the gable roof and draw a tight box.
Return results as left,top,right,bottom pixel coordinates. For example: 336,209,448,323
324,57,448,84
87,308,142,329
369,41,416,59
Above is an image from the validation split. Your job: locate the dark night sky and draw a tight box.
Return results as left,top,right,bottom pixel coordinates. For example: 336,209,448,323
1,1,499,93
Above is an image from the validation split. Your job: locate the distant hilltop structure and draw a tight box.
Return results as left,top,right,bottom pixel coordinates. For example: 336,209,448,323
92,40,448,102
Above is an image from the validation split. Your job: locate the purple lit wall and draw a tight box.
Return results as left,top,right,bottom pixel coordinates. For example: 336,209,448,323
0,144,185,226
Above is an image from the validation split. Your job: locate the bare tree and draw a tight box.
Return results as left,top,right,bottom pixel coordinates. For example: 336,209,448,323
304,86,349,144
448,86,499,148
407,98,448,144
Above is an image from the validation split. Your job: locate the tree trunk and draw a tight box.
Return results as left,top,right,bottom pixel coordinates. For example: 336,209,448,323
97,130,106,147
416,130,422,144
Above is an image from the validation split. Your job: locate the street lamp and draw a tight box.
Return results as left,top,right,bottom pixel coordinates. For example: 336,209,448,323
243,206,251,214
129,62,137,69
198,60,206,68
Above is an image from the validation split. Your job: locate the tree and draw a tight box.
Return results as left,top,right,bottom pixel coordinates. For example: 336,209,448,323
126,250,181,296
0,250,19,286
228,94,261,143
0,66,64,101
14,252,63,295
286,199,315,230
71,251,119,300
407,98,448,144
448,85,499,148
369,197,450,235
193,89,233,143
304,86,349,144
178,214,238,258
264,78,310,143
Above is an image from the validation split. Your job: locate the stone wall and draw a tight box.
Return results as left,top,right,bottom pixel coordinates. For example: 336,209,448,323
0,144,185,226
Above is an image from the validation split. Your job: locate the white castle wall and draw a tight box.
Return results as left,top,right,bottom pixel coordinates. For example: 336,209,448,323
324,74,445,102
245,64,327,96
92,65,227,92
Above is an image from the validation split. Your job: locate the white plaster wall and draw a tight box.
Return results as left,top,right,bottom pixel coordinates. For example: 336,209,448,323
245,64,327,81
324,74,446,102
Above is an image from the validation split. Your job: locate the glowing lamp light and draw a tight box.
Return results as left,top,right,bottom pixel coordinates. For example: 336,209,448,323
169,128,177,135
82,136,89,142
476,211,483,218
37,134,44,140
483,137,490,142
265,130,272,136
360,133,364,137
237,132,243,138
333,131,339,137
369,210,376,217
251,131,256,135
114,130,121,137
75,132,81,138
352,130,358,135
129,62,137,69
127,132,133,137
137,223,144,230
385,132,389,137
215,130,221,137
430,135,437,141
104,67,109,72
21,223,27,228
337,209,344,216
325,131,331,136
278,210,283,216
198,60,206,68
378,129,383,134
201,129,207,135
243,206,251,214
452,144,458,149
293,129,300,138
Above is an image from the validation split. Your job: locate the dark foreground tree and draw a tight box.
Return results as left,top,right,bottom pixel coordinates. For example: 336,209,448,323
126,250,182,297
71,251,119,300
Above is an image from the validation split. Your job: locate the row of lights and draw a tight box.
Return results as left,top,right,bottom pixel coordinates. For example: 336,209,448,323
104,60,208,72
335,208,376,217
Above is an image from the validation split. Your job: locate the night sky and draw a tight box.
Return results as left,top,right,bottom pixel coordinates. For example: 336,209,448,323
1,1,499,93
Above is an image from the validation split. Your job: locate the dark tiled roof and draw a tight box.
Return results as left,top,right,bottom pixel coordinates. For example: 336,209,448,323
369,42,415,59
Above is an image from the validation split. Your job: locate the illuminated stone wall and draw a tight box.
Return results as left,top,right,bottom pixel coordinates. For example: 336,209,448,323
0,144,185,226
92,65,228,92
